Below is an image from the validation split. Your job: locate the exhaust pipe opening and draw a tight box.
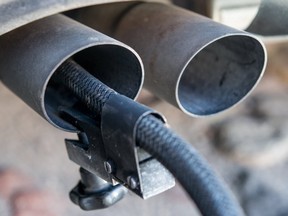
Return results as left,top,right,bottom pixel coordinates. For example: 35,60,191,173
0,14,144,131
177,35,266,116
46,44,143,130
103,3,267,117
73,45,143,99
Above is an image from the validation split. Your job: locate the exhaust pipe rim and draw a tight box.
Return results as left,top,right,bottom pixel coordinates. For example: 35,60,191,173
0,14,144,132
44,42,144,131
175,33,267,117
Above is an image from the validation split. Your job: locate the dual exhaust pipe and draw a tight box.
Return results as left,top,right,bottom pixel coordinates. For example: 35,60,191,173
0,2,266,129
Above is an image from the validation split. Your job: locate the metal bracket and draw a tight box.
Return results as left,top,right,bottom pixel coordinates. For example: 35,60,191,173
101,94,175,199
62,93,175,205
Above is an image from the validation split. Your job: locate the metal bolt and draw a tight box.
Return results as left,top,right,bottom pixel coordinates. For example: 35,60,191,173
127,176,138,189
104,160,114,174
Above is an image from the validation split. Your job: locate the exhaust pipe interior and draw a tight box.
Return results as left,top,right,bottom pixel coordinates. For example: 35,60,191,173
0,14,144,131
68,2,267,117
176,35,265,116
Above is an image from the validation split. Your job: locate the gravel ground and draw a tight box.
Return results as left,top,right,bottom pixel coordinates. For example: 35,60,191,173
0,41,288,216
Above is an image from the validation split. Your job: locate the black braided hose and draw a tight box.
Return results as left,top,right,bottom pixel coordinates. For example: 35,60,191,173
56,60,116,114
136,115,243,216
55,60,244,216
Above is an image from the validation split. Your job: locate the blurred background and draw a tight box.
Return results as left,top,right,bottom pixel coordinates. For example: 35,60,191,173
1,0,288,215
0,39,288,216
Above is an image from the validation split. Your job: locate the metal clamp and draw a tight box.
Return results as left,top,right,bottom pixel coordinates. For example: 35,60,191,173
63,93,175,207
101,94,175,199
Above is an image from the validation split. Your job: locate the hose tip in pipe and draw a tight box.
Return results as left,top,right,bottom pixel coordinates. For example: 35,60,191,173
0,14,144,131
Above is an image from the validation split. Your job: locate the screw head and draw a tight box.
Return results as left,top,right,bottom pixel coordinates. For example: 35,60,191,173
127,176,138,189
104,160,114,174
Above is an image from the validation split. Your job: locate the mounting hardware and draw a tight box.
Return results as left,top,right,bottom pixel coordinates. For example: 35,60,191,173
104,160,115,174
127,176,138,190
70,168,128,210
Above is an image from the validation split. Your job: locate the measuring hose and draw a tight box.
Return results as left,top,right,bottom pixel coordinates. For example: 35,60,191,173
55,59,244,216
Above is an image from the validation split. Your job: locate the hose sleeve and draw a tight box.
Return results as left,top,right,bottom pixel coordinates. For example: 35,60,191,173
136,114,244,216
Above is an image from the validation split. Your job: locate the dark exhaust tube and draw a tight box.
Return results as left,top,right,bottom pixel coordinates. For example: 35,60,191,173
246,0,288,36
113,3,267,117
0,14,144,131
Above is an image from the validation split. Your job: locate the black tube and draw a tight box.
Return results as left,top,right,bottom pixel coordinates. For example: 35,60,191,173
136,115,243,216
56,60,116,115
55,60,244,216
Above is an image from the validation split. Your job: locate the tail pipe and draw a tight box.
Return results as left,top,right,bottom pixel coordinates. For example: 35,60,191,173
113,3,267,116
0,14,144,131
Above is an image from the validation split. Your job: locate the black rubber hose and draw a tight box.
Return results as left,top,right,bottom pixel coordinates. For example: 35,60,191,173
55,60,244,216
136,115,243,216
56,59,116,115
